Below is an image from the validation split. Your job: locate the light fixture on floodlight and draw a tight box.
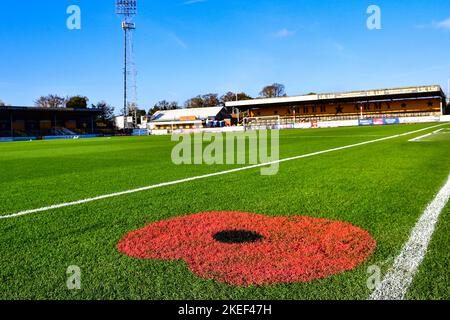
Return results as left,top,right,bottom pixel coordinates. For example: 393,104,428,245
116,0,137,16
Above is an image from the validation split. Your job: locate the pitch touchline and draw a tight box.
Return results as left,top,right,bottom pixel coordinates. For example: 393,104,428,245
0,123,446,220
370,173,450,300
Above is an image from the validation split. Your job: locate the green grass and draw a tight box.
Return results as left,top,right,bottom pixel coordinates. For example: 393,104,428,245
0,123,449,300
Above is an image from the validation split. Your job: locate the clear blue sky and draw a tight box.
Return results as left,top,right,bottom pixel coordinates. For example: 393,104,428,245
1,0,450,112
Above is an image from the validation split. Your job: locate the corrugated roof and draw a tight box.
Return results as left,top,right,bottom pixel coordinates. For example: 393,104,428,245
0,106,101,113
225,85,445,108
151,106,224,122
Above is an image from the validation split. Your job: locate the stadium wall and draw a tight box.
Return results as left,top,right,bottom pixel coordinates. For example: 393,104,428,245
148,115,449,135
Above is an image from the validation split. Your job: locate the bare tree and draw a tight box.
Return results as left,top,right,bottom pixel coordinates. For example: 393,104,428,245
149,100,180,115
127,102,146,117
220,92,252,105
185,93,220,108
185,95,205,109
35,94,66,108
259,83,287,98
201,94,220,107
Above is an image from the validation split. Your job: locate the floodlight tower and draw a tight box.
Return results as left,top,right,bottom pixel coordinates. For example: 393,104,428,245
116,0,137,127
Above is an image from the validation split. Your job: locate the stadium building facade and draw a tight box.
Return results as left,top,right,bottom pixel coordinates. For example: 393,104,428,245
226,85,448,121
149,106,230,134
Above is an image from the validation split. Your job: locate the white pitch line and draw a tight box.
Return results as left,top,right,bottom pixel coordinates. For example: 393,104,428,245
370,173,450,300
408,133,434,142
0,123,446,220
409,128,446,142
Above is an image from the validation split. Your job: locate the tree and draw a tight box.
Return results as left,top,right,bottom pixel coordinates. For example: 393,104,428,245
149,100,180,116
0,99,5,107
136,109,147,118
220,92,253,105
122,103,147,126
185,93,220,108
185,95,205,109
66,95,89,109
92,101,115,122
127,103,146,118
201,94,220,107
35,94,66,108
259,83,287,98
166,101,179,110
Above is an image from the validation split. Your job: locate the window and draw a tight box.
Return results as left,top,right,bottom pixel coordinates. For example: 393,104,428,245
320,105,327,113
303,106,309,113
312,106,317,113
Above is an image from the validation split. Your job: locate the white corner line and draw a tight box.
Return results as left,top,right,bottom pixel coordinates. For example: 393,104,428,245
370,173,450,300
409,127,447,142
0,123,446,220
408,133,434,142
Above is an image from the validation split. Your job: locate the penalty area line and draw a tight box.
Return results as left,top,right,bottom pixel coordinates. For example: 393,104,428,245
370,173,450,300
409,133,434,142
0,123,446,220
408,128,444,142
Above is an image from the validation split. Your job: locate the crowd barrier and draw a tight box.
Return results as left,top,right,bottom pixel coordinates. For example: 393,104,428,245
0,137,37,142
132,129,149,136
358,118,401,126
43,134,99,140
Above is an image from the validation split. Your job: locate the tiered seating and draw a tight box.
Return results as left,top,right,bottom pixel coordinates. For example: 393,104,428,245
52,127,77,136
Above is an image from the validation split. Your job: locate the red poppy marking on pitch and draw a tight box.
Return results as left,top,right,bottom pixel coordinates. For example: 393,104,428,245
118,212,376,286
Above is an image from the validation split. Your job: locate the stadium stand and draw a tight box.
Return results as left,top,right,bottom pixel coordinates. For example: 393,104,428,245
0,106,105,139
227,85,448,128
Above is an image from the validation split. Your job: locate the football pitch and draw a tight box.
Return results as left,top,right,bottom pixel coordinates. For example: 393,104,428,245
0,123,449,300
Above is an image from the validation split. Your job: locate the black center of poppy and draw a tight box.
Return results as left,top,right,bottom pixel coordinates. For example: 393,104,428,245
213,230,264,244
